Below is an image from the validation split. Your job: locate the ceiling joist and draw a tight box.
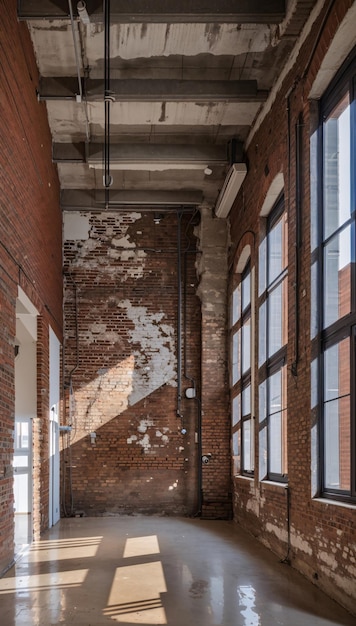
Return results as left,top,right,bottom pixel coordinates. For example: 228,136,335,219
18,0,286,24
39,78,267,103
52,142,243,166
61,189,204,210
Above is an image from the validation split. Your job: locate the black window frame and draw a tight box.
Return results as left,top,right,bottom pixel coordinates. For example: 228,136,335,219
258,195,288,483
314,48,356,503
230,259,254,477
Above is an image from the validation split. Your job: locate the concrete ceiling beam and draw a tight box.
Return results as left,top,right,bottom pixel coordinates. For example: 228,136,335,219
18,0,286,24
39,78,268,103
52,142,243,166
61,189,204,210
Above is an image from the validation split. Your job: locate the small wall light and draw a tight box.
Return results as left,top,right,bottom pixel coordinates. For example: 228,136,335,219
90,432,97,445
153,213,164,225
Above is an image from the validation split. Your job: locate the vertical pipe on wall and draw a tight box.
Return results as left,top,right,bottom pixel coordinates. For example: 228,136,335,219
182,209,202,515
176,210,183,420
294,113,303,370
103,0,112,208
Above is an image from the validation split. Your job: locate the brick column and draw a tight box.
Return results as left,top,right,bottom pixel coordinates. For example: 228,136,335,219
196,207,231,518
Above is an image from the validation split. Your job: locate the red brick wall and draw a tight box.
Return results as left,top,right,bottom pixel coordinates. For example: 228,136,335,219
62,210,201,516
229,0,356,614
0,1,62,573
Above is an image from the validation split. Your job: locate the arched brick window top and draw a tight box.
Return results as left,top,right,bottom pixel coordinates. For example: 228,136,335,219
232,232,255,276
260,172,284,218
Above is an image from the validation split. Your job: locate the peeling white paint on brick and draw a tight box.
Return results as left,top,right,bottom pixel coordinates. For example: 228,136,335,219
137,419,154,433
290,528,313,555
137,433,151,451
319,550,338,570
127,435,138,444
265,522,287,543
319,569,356,600
63,211,90,240
118,300,177,406
112,236,136,248
65,211,146,281
245,497,259,516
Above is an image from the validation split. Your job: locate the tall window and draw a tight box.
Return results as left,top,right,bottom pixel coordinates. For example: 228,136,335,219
231,259,254,476
258,197,288,482
313,52,356,501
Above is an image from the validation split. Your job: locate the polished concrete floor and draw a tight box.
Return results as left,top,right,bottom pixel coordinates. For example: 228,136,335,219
1,516,355,626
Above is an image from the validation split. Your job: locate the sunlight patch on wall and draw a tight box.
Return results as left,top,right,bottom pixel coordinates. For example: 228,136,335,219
70,355,134,444
118,300,177,407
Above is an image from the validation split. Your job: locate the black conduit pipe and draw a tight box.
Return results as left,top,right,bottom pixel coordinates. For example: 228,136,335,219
177,210,183,420
182,212,203,516
104,0,112,208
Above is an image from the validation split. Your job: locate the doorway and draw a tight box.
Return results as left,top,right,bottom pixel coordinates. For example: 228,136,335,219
13,418,32,547
14,287,38,552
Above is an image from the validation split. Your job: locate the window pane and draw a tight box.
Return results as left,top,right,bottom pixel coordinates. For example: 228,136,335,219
242,419,254,472
259,380,267,423
324,396,350,490
323,226,351,328
242,269,250,311
268,367,287,476
232,330,240,385
242,318,251,373
231,285,241,327
232,394,240,427
269,369,282,415
268,217,282,284
232,430,240,456
269,411,282,474
324,338,350,402
233,431,241,475
323,93,351,240
310,128,318,253
310,259,318,339
258,301,266,367
268,213,287,285
323,338,350,491
242,384,251,417
259,425,267,481
259,236,267,296
268,277,287,357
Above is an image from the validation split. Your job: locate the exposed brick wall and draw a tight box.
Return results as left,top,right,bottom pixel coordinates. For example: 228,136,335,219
0,0,62,573
196,208,232,519
228,0,356,614
62,210,201,516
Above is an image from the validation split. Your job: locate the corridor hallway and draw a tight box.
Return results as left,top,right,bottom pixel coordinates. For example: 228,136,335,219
0,516,354,626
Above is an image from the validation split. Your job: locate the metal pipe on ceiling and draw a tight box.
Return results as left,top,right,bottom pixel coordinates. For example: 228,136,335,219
67,0,90,143
103,0,112,208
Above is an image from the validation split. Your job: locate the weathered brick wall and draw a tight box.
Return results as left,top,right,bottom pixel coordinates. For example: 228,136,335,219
229,0,356,614
62,210,201,516
196,208,231,519
0,1,62,573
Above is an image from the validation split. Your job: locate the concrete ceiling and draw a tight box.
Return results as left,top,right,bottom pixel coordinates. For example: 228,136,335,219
18,0,316,212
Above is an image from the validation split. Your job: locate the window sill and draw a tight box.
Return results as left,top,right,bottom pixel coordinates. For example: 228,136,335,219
260,480,288,493
313,497,356,510
234,474,254,482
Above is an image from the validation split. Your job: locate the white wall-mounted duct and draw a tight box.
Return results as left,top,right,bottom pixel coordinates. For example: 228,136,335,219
215,163,247,218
